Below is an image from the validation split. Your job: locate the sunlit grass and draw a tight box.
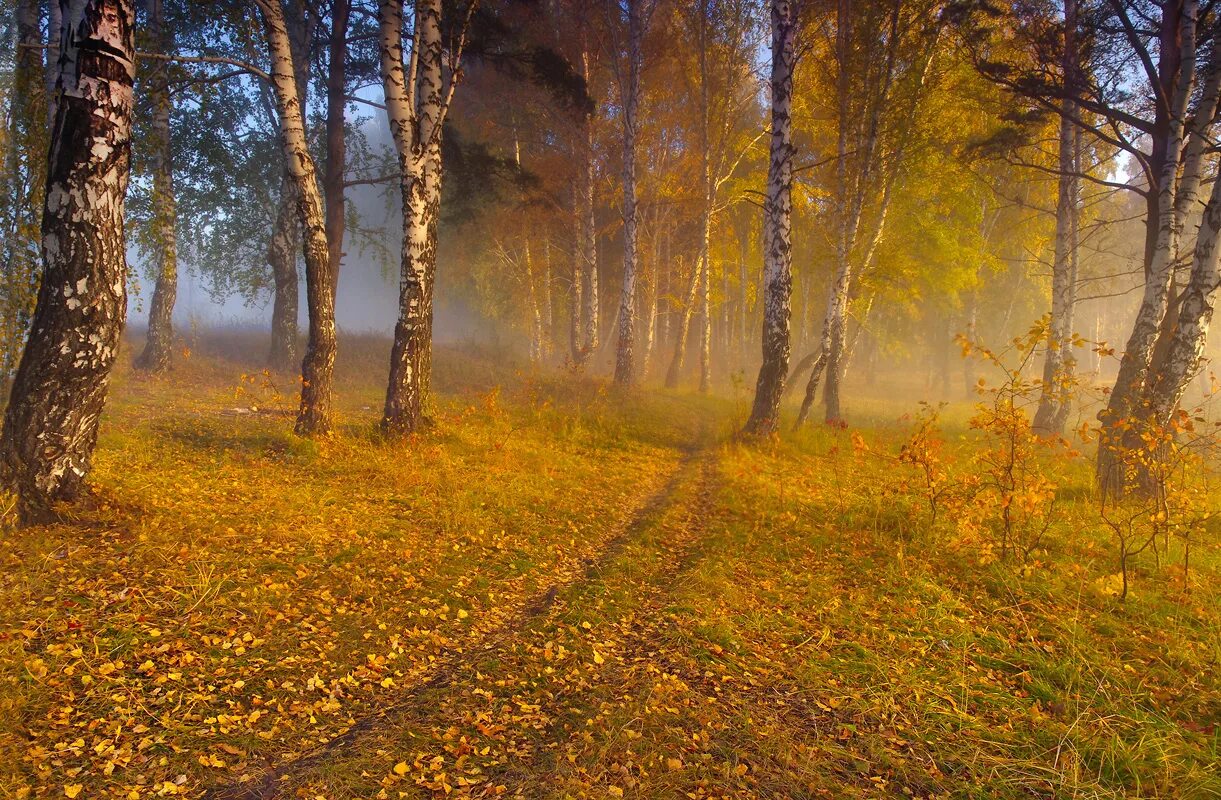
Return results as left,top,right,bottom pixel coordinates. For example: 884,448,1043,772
0,333,1216,799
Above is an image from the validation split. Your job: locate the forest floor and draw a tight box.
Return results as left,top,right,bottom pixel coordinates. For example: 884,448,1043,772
1,332,1219,800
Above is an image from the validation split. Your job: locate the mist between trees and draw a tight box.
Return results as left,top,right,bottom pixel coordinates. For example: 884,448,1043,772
1,0,1219,517
1,1,1221,797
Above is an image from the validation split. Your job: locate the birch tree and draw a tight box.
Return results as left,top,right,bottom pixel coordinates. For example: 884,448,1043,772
0,0,136,523
969,0,1220,491
794,0,941,426
1031,0,1080,435
255,0,337,435
612,0,654,386
743,0,796,435
378,0,472,435
665,0,762,390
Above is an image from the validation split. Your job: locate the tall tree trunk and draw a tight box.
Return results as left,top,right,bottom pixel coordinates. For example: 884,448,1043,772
1032,0,1079,435
739,226,750,367
576,42,599,366
379,0,445,435
257,0,337,436
963,290,978,397
742,0,796,435
657,227,670,367
570,185,583,364
614,0,644,385
1144,154,1221,421
640,229,657,379
1097,0,1197,491
526,240,545,362
542,236,553,357
1,0,48,384
665,258,700,388
267,171,300,371
264,2,308,372
135,0,178,374
0,0,135,524
324,0,349,296
698,218,712,393
696,0,713,394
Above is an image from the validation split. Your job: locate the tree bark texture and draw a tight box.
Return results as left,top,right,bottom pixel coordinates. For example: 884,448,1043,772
743,0,796,435
0,0,136,523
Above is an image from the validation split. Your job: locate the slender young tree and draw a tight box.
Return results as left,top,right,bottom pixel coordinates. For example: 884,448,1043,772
743,0,796,435
256,0,337,435
135,0,180,373
0,0,136,523
794,0,939,426
576,34,600,366
1032,0,1080,435
613,0,652,386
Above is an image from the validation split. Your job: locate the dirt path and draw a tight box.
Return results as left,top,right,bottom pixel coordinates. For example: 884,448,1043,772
204,436,720,800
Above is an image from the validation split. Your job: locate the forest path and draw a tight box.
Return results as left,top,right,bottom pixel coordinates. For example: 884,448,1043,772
204,429,723,800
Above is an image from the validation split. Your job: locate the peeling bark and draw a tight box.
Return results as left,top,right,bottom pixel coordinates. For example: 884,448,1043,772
0,0,136,523
379,0,447,436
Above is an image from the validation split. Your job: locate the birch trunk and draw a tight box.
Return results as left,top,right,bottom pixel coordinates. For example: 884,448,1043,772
1033,0,1079,435
1097,0,1197,491
0,0,135,524
570,184,583,364
265,3,308,372
526,241,544,363
542,237,553,356
379,0,445,435
739,232,750,366
1145,156,1221,421
614,0,643,385
257,0,337,436
267,171,300,371
665,257,700,388
742,0,796,434
135,0,178,374
576,42,599,366
640,231,657,379
698,214,712,393
696,0,713,394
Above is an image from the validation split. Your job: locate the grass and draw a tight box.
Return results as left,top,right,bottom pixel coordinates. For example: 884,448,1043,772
0,332,1218,799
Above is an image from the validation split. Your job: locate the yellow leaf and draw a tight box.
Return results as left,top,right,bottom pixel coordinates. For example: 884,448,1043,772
64,785,83,799
608,787,623,797
592,651,605,665
393,761,408,776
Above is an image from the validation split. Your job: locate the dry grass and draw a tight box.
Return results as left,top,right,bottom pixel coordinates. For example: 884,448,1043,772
0,332,1217,799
